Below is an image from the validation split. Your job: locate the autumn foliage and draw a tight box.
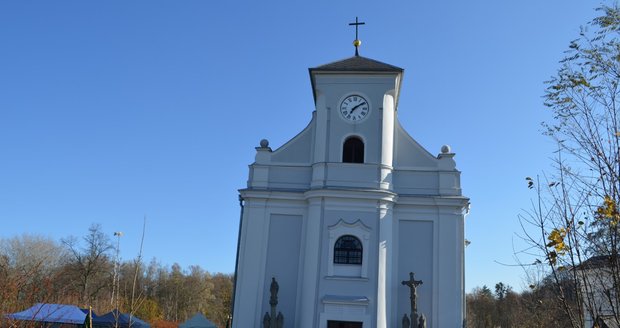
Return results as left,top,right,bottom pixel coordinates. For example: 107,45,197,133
0,226,233,328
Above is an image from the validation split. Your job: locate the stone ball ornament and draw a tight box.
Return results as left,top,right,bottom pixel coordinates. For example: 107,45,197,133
441,145,451,154
260,139,270,148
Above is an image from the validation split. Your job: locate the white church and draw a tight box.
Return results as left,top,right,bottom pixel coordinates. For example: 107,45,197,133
232,23,469,328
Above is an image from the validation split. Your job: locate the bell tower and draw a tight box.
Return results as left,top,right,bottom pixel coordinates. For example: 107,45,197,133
308,54,402,189
232,20,468,328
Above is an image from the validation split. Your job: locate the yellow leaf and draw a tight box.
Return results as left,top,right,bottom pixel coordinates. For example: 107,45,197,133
595,195,619,225
547,228,567,255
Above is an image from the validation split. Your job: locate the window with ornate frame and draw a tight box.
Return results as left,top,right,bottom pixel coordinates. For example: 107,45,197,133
333,235,363,265
327,219,370,278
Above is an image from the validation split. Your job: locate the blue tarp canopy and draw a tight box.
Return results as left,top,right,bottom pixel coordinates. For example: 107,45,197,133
178,313,216,328
6,303,87,325
93,310,150,328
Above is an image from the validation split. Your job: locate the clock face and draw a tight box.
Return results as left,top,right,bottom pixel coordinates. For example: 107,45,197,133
339,95,370,123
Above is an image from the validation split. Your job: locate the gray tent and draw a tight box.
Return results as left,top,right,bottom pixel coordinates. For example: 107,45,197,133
178,313,216,328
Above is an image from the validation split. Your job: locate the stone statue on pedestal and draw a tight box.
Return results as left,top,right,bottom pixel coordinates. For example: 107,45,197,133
263,277,283,328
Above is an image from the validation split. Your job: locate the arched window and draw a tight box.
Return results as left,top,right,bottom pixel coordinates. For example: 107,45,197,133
343,137,364,163
334,235,363,265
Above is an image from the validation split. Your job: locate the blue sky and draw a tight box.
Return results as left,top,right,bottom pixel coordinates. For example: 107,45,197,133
0,1,601,292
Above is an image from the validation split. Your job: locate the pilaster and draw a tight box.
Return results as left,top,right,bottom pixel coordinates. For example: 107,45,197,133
380,92,395,191
377,200,395,328
298,196,323,328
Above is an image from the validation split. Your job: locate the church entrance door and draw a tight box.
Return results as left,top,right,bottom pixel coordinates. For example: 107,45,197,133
327,321,363,328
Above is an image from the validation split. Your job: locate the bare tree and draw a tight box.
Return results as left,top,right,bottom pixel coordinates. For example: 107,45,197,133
0,235,67,327
520,4,620,327
62,224,113,306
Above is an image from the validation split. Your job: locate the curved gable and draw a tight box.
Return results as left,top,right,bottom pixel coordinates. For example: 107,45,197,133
393,119,438,168
270,113,315,164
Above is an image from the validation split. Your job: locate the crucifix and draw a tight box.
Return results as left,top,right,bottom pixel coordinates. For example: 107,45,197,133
402,272,423,324
348,17,365,56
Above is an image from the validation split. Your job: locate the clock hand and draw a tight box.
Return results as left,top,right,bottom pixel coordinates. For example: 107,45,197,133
349,102,366,114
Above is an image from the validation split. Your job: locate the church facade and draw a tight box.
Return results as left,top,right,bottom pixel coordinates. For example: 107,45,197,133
232,51,468,328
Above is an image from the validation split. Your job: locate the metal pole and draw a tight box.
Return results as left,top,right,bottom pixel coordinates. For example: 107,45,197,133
113,232,123,328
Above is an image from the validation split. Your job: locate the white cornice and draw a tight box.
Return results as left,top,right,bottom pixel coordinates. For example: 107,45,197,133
240,188,469,207
238,188,306,201
304,188,398,202
396,195,470,207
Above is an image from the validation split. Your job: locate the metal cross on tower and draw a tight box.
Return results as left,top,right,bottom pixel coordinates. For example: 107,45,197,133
349,17,365,56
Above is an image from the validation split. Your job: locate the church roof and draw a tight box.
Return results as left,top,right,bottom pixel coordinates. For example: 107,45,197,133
310,55,403,73
577,255,618,270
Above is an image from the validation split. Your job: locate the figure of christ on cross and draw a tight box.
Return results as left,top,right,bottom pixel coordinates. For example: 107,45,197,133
402,272,423,324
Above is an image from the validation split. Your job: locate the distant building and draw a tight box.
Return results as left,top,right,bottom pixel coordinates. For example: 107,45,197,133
578,255,620,328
